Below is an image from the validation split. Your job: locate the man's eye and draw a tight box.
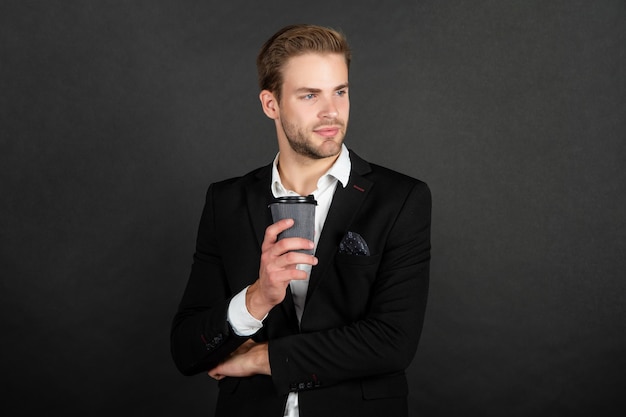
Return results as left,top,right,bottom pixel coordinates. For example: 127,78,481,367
303,94,316,100
336,90,347,97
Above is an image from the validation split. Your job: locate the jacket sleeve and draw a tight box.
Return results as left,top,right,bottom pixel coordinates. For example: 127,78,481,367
170,184,249,376
268,181,432,394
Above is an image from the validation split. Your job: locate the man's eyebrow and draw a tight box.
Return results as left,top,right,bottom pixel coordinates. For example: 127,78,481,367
295,87,322,94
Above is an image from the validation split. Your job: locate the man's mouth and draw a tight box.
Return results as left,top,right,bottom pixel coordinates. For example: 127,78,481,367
313,127,341,137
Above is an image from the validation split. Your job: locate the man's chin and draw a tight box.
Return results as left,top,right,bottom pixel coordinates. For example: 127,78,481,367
286,134,344,160
311,141,343,159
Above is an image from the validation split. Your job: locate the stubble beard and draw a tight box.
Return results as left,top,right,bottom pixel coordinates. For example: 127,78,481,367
281,119,347,160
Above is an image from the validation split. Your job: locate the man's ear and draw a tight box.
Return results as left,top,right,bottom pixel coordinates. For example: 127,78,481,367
259,90,279,119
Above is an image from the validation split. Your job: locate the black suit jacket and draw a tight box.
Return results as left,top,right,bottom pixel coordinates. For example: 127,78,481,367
171,150,431,417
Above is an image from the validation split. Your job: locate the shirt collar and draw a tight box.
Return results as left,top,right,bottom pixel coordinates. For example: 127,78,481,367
271,144,351,196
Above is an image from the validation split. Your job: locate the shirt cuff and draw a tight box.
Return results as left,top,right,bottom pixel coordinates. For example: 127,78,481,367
227,285,265,336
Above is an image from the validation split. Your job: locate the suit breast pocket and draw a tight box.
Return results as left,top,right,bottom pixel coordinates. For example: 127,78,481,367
322,252,382,319
334,252,382,285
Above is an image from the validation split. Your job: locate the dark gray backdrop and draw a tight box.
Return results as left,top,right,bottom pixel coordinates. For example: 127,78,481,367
2,1,624,416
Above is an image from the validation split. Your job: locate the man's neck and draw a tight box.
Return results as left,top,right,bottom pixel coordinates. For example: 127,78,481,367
277,153,339,196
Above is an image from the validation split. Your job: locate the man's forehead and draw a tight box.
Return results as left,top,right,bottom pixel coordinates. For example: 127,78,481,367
281,52,349,87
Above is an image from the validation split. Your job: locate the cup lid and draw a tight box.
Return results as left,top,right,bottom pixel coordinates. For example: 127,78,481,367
269,195,317,205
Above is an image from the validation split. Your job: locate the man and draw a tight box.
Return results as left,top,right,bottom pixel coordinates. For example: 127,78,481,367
171,24,431,417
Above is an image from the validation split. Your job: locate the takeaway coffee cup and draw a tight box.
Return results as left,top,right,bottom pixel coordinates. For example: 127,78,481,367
269,195,317,254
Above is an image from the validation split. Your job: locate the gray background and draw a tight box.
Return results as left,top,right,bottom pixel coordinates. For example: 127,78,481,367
2,0,624,416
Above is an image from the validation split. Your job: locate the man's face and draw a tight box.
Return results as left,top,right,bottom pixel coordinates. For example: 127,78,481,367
275,53,349,160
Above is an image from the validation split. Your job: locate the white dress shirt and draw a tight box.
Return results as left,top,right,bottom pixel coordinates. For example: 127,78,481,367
227,144,351,417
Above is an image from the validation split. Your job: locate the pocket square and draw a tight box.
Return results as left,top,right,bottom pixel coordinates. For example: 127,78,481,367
339,231,370,256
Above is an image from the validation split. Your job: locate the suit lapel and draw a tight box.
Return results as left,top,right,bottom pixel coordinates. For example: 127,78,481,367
245,165,274,248
306,151,373,304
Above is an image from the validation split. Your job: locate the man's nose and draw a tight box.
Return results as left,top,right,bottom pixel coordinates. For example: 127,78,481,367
318,97,338,119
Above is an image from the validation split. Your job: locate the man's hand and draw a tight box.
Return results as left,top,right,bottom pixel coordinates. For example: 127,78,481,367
246,218,317,320
208,340,270,380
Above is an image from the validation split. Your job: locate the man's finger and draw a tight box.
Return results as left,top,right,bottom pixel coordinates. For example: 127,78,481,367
208,369,223,380
271,236,314,255
262,218,295,249
274,251,318,269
